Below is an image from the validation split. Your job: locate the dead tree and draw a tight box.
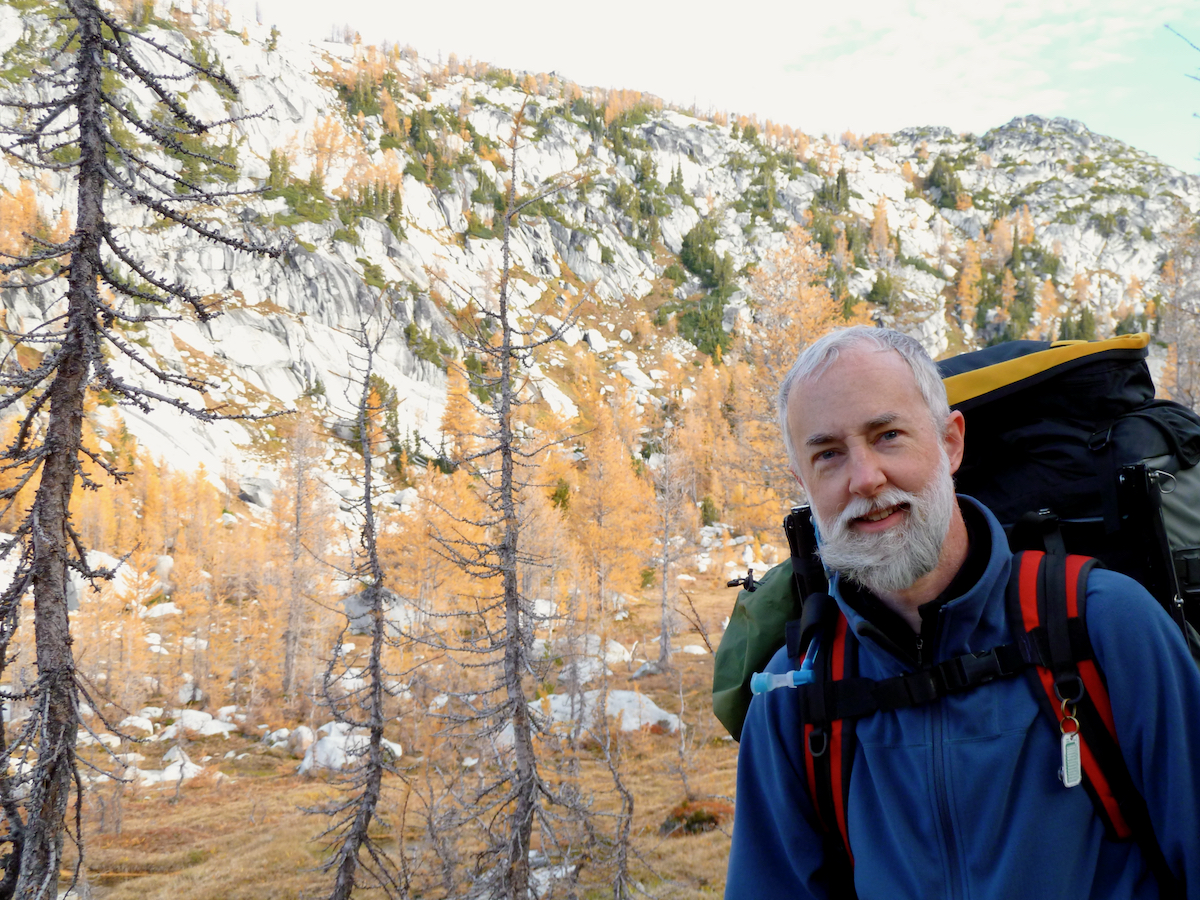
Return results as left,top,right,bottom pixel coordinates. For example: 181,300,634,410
650,424,698,672
312,316,406,900
416,103,601,899
281,417,325,703
0,2,277,894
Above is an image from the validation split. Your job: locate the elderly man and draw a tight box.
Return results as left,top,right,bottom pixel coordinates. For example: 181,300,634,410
725,326,1200,899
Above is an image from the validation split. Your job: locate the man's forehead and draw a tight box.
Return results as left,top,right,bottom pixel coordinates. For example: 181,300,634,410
787,348,926,436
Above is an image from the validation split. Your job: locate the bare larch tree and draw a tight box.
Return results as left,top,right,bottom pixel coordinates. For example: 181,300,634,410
313,317,406,900
0,1,276,894
419,102,604,899
650,422,698,672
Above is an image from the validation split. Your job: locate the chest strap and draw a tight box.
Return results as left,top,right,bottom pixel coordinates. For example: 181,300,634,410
796,620,1092,728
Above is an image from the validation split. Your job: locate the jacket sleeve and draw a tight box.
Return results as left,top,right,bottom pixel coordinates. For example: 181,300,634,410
725,646,835,900
1084,569,1200,896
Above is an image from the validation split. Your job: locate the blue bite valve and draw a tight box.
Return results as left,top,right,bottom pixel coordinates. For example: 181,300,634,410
750,668,815,695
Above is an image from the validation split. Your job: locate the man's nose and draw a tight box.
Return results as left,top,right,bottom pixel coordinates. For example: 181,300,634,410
847,446,887,497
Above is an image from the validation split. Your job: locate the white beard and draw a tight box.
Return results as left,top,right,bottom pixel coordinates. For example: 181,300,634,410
814,450,956,596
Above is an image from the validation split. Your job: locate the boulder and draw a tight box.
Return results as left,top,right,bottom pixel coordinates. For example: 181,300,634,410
342,588,420,637
298,727,402,774
237,476,276,509
178,682,205,704
287,725,314,757
584,328,608,353
142,602,182,620
118,715,155,736
556,656,610,687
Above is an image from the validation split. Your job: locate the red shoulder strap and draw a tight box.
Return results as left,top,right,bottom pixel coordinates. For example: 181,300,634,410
1008,551,1182,895
1009,550,1131,836
803,610,856,892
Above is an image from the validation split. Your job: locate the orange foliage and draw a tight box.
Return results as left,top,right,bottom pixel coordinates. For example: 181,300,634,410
0,181,40,258
310,115,357,180
869,199,892,263
1035,279,1062,340
957,240,982,335
988,216,1013,264
568,396,654,610
1016,205,1036,245
732,225,870,525
602,89,662,126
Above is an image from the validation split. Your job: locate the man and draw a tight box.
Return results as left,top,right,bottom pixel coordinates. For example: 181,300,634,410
725,326,1200,899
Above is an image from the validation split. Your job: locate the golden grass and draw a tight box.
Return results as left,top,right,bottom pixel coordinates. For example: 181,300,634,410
64,583,745,898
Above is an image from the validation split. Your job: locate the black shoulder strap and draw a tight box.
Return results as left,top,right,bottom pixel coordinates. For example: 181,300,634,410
784,506,828,601
1006,551,1183,898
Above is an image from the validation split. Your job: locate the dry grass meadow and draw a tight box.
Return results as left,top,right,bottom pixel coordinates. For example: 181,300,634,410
64,583,745,899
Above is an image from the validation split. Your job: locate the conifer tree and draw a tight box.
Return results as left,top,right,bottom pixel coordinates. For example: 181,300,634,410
957,240,983,338
0,2,276,892
412,100,612,899
313,317,406,900
735,225,866,524
649,422,699,671
869,198,892,265
570,399,654,613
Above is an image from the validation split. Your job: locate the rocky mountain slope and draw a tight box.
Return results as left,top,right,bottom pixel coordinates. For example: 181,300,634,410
2,0,1197,505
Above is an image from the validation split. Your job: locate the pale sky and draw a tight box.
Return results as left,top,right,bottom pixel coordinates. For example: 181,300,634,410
235,0,1200,174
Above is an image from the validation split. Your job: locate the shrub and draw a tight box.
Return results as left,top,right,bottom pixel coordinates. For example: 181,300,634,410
663,263,687,283
926,155,963,209
659,799,735,836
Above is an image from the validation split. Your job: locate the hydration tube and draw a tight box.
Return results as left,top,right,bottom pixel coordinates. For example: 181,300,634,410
750,633,821,695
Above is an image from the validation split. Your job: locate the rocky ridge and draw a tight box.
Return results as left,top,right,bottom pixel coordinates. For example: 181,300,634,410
1,0,1197,505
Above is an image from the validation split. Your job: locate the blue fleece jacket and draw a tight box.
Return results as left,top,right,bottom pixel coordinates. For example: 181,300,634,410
726,498,1200,899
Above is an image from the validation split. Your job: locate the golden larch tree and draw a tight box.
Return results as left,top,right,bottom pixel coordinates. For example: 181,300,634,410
568,399,654,613
869,198,892,264
957,240,982,337
1035,279,1063,340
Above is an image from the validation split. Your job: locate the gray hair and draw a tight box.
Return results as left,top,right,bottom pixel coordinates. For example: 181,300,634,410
777,326,951,473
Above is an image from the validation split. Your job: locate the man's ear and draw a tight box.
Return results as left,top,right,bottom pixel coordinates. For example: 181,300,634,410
943,410,966,475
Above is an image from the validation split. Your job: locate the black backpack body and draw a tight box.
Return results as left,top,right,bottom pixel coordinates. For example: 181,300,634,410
940,334,1200,639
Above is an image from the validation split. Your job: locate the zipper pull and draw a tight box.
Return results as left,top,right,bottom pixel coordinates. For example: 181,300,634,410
915,635,923,668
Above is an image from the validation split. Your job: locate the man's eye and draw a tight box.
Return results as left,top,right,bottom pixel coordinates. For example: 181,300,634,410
816,449,838,462
880,430,899,441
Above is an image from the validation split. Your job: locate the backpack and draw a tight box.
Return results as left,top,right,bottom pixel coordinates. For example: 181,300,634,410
711,333,1200,895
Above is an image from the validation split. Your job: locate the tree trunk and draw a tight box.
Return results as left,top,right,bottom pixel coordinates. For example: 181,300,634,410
498,134,534,900
15,2,104,895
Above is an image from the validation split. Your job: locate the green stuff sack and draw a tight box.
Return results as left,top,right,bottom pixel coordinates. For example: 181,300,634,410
712,559,802,741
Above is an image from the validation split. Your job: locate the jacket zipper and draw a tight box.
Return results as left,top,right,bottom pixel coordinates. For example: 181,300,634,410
931,699,963,898
928,609,962,898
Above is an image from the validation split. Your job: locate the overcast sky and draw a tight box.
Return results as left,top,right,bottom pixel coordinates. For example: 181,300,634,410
233,0,1200,173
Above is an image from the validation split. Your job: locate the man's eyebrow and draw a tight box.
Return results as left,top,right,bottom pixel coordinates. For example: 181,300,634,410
804,412,901,447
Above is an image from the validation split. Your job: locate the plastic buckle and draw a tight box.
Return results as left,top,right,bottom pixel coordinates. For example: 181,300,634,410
933,659,969,693
958,650,1005,686
905,671,940,704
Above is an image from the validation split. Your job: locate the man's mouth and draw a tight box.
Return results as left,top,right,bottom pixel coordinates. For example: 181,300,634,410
854,502,909,525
